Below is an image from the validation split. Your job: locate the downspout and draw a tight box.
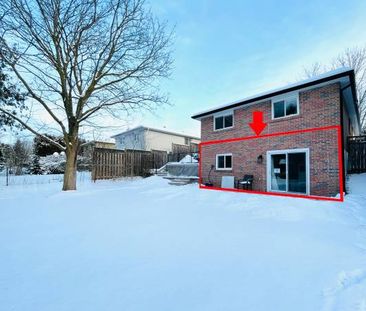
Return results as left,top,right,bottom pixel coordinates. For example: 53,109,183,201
339,85,347,195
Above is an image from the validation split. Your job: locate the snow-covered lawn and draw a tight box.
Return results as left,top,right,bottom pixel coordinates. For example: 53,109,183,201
0,174,366,311
0,171,91,187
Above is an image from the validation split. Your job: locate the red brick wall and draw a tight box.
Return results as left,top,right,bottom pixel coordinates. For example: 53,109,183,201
201,83,341,141
199,83,342,197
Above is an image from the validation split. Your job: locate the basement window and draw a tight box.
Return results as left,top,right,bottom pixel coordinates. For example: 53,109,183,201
216,154,232,170
272,95,299,119
214,113,233,130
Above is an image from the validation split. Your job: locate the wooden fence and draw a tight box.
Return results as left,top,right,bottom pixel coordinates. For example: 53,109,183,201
348,135,366,173
92,148,167,181
172,143,198,154
169,143,198,162
167,152,198,163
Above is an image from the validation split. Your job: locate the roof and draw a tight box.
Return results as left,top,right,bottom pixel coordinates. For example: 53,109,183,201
111,126,201,140
191,67,358,120
82,140,115,146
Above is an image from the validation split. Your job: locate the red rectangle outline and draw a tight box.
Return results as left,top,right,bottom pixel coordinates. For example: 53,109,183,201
198,125,344,202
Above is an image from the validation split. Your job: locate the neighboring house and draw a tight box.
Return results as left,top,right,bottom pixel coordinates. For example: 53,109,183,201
85,141,116,149
192,68,361,198
112,126,201,153
80,140,115,157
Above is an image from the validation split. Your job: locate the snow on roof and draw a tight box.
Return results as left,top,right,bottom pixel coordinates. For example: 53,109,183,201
192,67,354,119
111,125,200,140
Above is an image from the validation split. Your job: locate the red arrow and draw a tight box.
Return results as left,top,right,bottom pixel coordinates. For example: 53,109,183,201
249,111,267,136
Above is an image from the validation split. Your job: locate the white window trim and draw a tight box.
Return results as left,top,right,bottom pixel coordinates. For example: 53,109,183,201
266,148,310,195
213,110,234,131
271,93,300,120
216,153,233,171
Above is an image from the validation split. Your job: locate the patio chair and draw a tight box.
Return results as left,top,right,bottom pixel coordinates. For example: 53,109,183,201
237,175,254,190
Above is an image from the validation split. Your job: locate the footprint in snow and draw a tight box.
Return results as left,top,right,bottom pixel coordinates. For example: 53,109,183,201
323,269,366,311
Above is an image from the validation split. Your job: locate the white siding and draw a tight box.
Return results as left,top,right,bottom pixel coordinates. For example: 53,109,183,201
115,129,145,150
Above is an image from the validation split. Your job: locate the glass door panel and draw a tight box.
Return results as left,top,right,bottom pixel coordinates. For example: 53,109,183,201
288,153,306,193
271,154,286,191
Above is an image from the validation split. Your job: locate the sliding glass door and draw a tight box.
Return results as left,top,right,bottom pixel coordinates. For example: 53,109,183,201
288,153,307,193
267,149,309,194
271,154,286,191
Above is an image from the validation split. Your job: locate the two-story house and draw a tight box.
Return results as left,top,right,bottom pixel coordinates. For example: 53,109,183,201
112,126,201,153
192,68,361,198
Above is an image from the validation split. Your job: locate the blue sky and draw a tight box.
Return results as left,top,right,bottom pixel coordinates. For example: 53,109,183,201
128,0,366,138
2,0,366,143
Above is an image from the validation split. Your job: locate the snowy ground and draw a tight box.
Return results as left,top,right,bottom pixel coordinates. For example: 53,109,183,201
0,174,366,311
0,171,90,187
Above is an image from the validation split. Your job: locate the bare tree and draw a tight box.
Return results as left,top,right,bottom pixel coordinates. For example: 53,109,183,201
333,47,366,130
0,0,173,190
303,62,327,79
303,46,366,132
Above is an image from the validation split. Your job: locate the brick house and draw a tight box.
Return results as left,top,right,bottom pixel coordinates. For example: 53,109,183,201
192,68,361,198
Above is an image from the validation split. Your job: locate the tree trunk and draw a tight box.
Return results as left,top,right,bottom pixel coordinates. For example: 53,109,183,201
62,144,78,191
15,166,22,175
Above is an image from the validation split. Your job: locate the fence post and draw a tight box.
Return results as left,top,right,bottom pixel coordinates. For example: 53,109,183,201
6,166,9,186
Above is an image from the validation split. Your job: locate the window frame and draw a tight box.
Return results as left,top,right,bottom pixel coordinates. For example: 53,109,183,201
216,153,233,171
213,111,234,131
266,148,310,195
271,93,300,120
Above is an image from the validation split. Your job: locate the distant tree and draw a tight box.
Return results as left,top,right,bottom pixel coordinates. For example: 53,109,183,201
34,135,87,157
303,46,366,131
33,135,64,157
0,142,15,171
12,138,31,175
0,143,7,169
0,0,173,190
29,154,42,175
303,62,327,79
0,58,25,129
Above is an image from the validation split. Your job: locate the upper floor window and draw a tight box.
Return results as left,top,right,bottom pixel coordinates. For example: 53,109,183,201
272,95,299,119
184,137,190,145
214,113,233,130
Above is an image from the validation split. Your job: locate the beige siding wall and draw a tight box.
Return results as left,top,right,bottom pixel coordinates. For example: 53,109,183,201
144,130,190,152
95,142,115,149
114,128,201,152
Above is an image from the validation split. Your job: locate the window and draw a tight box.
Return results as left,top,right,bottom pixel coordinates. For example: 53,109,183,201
184,137,190,145
216,154,232,170
214,113,233,130
272,95,299,119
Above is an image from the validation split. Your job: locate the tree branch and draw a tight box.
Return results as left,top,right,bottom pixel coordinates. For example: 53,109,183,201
0,107,66,150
